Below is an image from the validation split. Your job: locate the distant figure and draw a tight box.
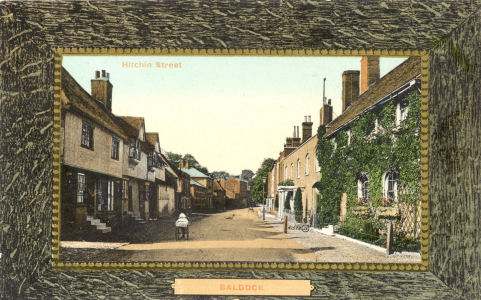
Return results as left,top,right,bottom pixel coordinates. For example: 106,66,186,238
175,213,189,239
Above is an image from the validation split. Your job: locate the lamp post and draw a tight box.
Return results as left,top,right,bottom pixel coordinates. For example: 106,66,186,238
262,177,266,221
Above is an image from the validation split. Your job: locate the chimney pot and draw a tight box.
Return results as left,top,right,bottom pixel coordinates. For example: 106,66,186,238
91,70,113,112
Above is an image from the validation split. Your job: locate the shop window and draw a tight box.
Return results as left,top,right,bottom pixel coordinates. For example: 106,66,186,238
77,173,85,204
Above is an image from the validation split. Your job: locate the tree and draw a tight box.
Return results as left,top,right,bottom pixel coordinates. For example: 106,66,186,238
166,152,183,167
284,191,293,211
240,169,254,181
251,158,275,204
294,187,303,222
165,152,209,174
210,171,230,180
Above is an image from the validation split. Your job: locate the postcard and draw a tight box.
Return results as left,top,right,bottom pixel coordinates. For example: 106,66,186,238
54,51,427,272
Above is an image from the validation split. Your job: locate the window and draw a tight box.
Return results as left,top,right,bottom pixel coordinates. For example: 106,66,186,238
347,129,352,146
357,173,369,205
129,140,141,160
147,152,154,169
296,159,300,178
122,179,128,199
111,135,120,160
315,157,320,172
284,166,287,180
81,122,94,150
77,173,85,203
396,99,410,126
290,164,293,179
330,137,337,153
97,178,114,211
383,170,398,205
305,154,309,175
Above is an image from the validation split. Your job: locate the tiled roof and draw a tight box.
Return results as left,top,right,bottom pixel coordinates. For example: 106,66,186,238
116,116,144,138
190,179,203,187
181,167,210,178
325,56,421,137
61,67,128,140
145,132,159,147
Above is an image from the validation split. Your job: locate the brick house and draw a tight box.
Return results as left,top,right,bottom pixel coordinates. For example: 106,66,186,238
269,56,421,231
180,162,214,210
219,177,248,209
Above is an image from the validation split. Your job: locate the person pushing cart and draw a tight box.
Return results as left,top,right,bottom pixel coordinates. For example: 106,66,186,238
175,213,189,240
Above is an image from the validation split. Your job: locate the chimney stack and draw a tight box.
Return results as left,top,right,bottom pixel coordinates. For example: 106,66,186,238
91,69,113,112
184,159,189,169
360,56,380,94
342,70,360,112
292,125,301,147
302,115,313,143
320,99,333,126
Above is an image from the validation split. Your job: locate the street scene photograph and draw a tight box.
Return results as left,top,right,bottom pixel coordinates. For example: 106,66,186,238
59,55,422,263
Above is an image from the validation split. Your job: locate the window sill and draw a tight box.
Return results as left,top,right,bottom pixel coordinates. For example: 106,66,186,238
80,145,94,151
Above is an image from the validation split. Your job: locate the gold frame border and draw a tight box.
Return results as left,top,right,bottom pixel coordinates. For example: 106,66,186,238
52,48,429,272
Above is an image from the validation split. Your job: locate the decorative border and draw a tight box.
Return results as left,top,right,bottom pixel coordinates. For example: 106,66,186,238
52,48,429,272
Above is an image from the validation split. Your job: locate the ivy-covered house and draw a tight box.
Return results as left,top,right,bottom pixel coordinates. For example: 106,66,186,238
316,56,421,250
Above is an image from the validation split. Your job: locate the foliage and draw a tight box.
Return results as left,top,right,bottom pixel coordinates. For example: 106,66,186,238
284,191,293,211
166,152,209,174
210,171,230,180
279,179,294,186
240,169,255,182
315,91,421,232
251,158,276,204
337,215,386,246
294,188,303,222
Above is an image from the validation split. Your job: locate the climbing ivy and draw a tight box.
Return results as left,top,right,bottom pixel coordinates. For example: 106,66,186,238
315,90,421,228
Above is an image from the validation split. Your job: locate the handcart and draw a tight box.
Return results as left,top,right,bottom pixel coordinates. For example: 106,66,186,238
175,213,189,240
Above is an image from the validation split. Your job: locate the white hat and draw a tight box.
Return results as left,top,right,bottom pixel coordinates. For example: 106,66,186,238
179,213,186,218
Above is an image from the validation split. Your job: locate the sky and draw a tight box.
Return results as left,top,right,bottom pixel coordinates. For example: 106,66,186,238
63,55,406,175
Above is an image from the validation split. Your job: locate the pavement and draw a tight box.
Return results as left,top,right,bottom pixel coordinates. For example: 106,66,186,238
60,207,420,263
261,209,420,263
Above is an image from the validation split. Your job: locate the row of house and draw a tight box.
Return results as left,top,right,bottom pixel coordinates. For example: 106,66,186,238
60,68,228,234
266,56,421,238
